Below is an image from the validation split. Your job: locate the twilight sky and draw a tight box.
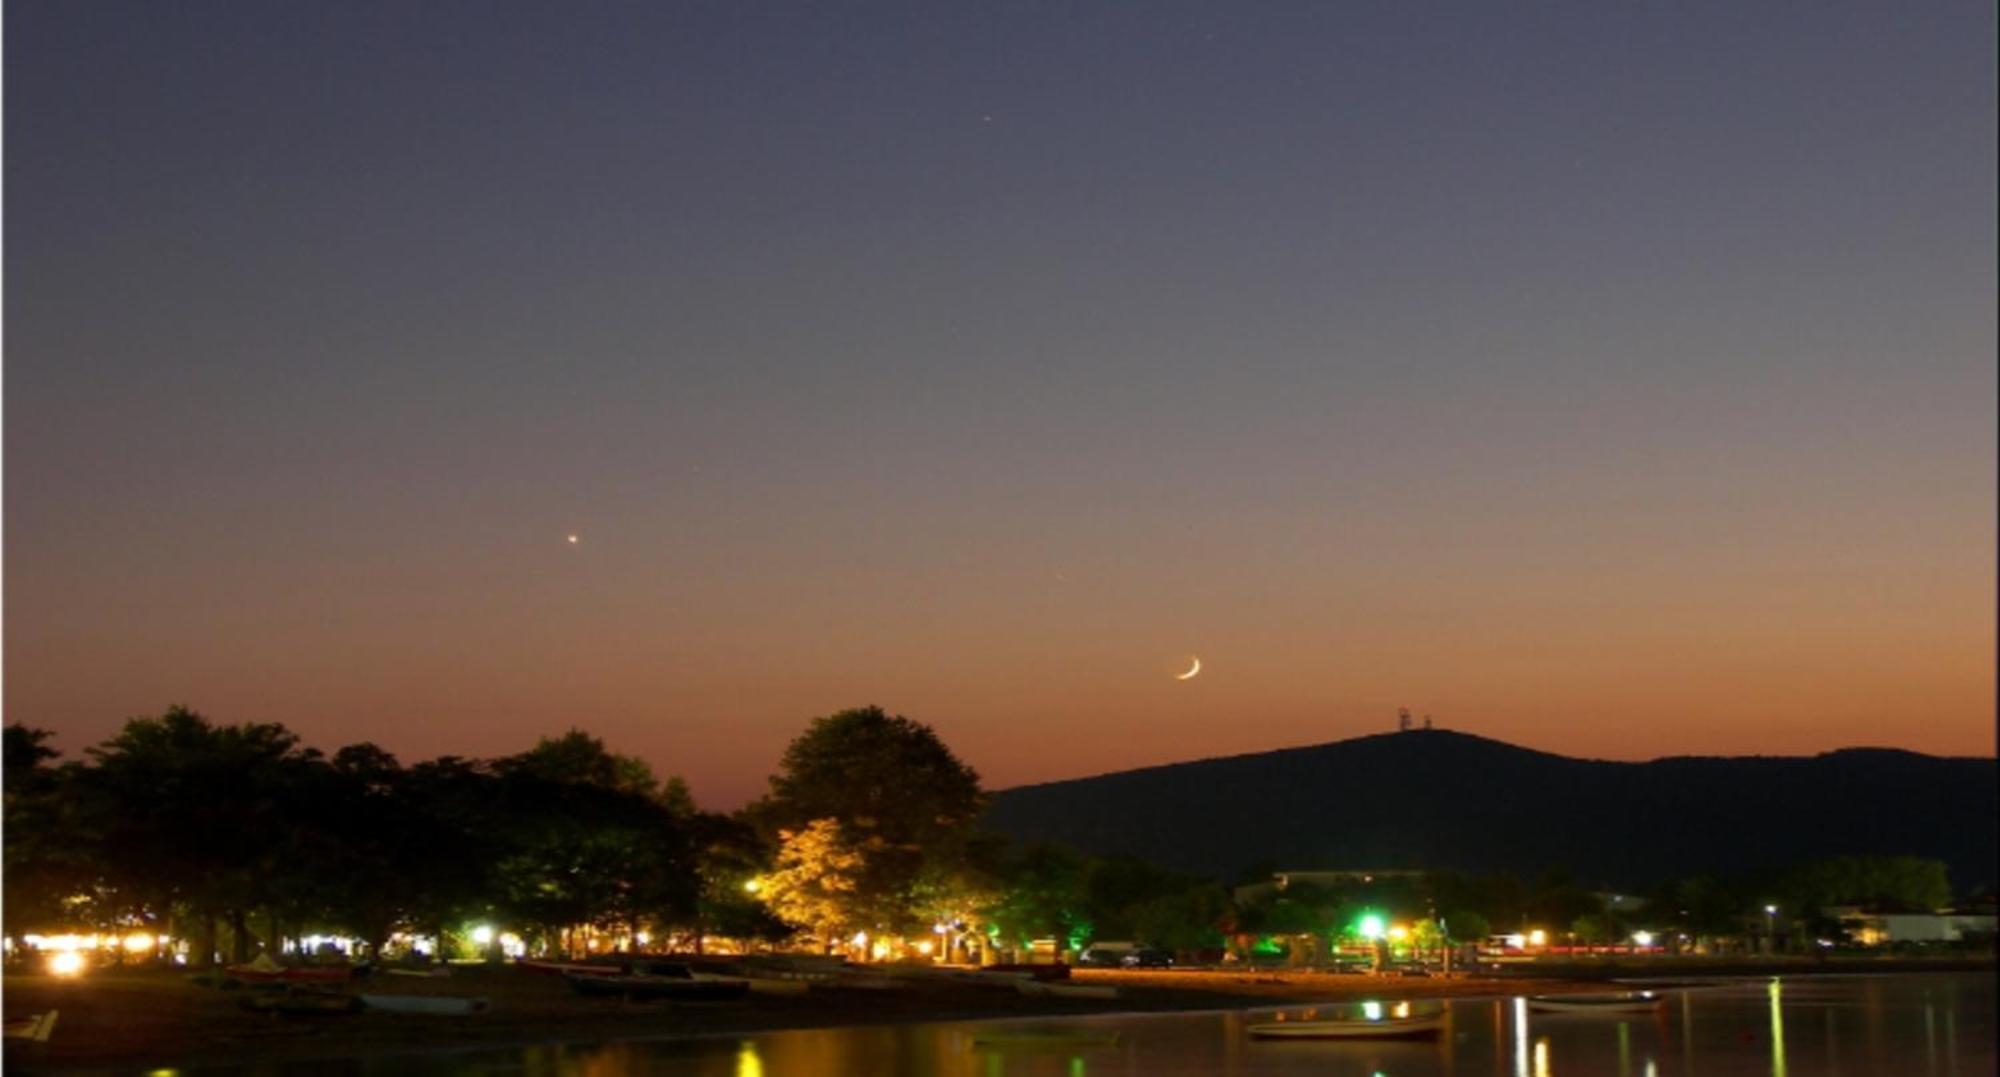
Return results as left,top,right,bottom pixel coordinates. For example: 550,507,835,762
6,2,1994,809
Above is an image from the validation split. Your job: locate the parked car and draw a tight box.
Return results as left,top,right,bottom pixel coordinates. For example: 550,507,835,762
1121,948,1174,968
1076,947,1125,968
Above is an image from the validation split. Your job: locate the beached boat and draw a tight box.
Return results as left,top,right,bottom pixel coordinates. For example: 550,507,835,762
1527,991,1664,1014
566,964,752,1002
694,971,809,996
239,990,362,1015
359,994,491,1015
2,1011,58,1043
981,962,1072,982
517,958,623,978
1247,1013,1447,1040
1014,980,1118,1000
224,956,361,985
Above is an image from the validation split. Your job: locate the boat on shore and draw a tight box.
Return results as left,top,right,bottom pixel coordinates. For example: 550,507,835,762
239,990,362,1015
517,958,623,978
1527,991,1664,1014
1015,980,1119,1000
2,1011,58,1043
1248,1012,1447,1040
566,963,752,1002
224,956,363,985
359,994,491,1015
980,962,1072,982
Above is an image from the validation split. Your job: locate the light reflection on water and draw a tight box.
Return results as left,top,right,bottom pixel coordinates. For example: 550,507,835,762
185,972,1992,1077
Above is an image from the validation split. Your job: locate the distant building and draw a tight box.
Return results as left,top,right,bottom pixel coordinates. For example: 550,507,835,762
1828,907,1997,946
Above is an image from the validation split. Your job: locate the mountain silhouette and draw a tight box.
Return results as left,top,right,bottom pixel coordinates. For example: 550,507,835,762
983,730,1998,891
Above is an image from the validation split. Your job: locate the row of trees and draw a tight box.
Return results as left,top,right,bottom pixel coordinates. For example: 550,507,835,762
3,710,795,964
1,705,1227,966
3,705,1966,967
1225,855,1963,961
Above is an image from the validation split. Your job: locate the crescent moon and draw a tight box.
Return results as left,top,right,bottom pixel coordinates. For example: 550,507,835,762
1176,656,1202,680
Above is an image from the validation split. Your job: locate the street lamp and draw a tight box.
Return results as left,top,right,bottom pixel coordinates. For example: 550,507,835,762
1764,905,1778,954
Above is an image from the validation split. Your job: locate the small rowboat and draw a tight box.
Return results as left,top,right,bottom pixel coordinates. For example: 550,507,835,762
566,964,752,1002
224,963,359,984
981,962,1073,982
1527,992,1664,1014
517,959,623,978
359,994,491,1015
1015,980,1119,1000
240,991,362,1015
1248,1013,1447,1040
2,1011,58,1043
695,972,809,996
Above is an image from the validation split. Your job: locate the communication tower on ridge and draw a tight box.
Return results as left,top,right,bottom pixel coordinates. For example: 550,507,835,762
1397,707,1412,732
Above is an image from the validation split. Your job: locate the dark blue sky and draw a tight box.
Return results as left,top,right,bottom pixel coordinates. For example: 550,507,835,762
8,2,1994,805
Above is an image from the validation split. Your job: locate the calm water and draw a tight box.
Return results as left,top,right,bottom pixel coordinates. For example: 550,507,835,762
200,973,1994,1077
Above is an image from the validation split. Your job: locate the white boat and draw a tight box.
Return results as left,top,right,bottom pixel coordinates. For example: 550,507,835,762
1015,980,1118,1000
1248,1013,1447,1040
2,1011,58,1042
1526,991,1663,1014
359,994,491,1015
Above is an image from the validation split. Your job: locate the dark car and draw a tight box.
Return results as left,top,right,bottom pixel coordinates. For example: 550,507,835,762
1076,947,1124,968
1120,948,1174,968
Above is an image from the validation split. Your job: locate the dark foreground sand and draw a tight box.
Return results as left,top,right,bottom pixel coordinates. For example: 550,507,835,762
1,964,1587,1071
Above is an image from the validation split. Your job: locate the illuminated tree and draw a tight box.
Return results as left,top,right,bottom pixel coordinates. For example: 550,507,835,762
760,818,874,949
753,706,986,937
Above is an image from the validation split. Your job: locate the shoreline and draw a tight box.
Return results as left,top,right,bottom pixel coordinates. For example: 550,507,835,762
5,959,1993,1072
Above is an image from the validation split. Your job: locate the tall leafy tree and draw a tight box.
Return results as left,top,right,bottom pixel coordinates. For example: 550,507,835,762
753,706,986,938
3,725,95,944
81,706,320,965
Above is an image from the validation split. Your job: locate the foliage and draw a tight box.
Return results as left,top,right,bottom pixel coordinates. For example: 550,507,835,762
752,706,988,941
1442,909,1490,942
982,843,1090,954
760,819,872,945
1779,855,1952,915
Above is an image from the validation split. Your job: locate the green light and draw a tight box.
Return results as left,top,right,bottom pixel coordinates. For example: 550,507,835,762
1357,913,1386,940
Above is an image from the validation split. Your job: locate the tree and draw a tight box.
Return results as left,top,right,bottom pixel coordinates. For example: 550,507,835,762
983,843,1090,960
81,706,321,965
1442,909,1490,945
752,707,985,940
683,812,792,950
760,819,872,949
496,729,660,797
3,725,93,947
1130,884,1231,954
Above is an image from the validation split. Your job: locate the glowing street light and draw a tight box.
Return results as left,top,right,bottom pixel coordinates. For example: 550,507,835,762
47,951,86,978
1356,914,1386,941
